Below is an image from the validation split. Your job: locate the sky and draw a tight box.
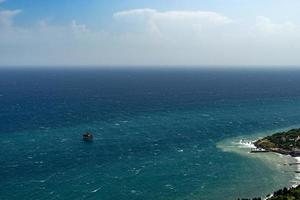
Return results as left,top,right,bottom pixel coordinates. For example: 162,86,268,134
1,0,300,67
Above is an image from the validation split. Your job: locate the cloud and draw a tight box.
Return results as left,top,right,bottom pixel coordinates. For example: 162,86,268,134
255,16,297,34
0,0,6,4
113,9,233,38
70,20,89,34
114,8,156,18
114,9,232,24
0,8,300,66
0,9,21,28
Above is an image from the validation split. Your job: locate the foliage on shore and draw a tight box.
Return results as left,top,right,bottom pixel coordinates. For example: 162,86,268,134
238,128,300,200
267,185,300,200
237,186,300,200
255,128,300,151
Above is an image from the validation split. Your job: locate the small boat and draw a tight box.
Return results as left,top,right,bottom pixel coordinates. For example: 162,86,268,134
83,132,93,141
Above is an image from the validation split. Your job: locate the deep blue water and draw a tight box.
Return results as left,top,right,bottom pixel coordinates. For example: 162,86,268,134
1,68,300,200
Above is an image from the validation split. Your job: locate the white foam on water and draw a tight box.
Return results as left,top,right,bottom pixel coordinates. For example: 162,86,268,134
91,186,102,193
237,139,256,149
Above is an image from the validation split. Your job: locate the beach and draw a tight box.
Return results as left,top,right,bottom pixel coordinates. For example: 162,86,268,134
217,128,300,199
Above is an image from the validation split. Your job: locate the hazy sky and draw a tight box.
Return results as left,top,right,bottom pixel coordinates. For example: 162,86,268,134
1,0,300,67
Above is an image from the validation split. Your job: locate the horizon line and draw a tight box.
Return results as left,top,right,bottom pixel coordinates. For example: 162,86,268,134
1,65,300,71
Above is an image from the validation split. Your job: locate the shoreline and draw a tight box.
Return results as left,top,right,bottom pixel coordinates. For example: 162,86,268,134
251,128,300,199
244,139,300,199
217,129,300,199
250,142,300,200
241,138,300,186
262,156,300,200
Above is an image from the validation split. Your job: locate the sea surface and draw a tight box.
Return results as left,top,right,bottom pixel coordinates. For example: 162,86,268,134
1,68,300,200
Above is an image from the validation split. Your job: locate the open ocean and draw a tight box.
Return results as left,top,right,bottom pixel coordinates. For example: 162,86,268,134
2,68,300,200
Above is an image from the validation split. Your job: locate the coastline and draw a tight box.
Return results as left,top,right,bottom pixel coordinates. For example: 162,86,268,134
262,157,300,200
217,127,300,199
263,156,300,200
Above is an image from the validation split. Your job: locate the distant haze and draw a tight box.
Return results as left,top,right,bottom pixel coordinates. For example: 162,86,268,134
1,0,300,67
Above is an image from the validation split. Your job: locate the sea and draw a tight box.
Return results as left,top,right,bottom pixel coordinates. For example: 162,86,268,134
1,67,300,200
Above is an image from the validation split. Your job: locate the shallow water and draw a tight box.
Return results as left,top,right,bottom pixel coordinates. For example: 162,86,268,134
2,69,300,200
217,129,298,197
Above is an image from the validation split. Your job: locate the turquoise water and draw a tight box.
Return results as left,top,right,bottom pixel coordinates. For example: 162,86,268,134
1,69,300,200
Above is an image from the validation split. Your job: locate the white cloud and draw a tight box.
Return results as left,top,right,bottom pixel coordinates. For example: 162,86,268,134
255,16,297,34
70,20,89,34
1,8,300,66
114,9,232,24
0,9,21,28
114,8,156,18
0,0,6,4
113,9,233,38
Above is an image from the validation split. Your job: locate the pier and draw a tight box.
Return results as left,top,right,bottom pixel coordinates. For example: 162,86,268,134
250,148,269,153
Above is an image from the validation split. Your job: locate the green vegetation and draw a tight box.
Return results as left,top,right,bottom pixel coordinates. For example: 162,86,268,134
238,185,300,200
268,185,300,200
241,129,300,200
254,128,300,151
